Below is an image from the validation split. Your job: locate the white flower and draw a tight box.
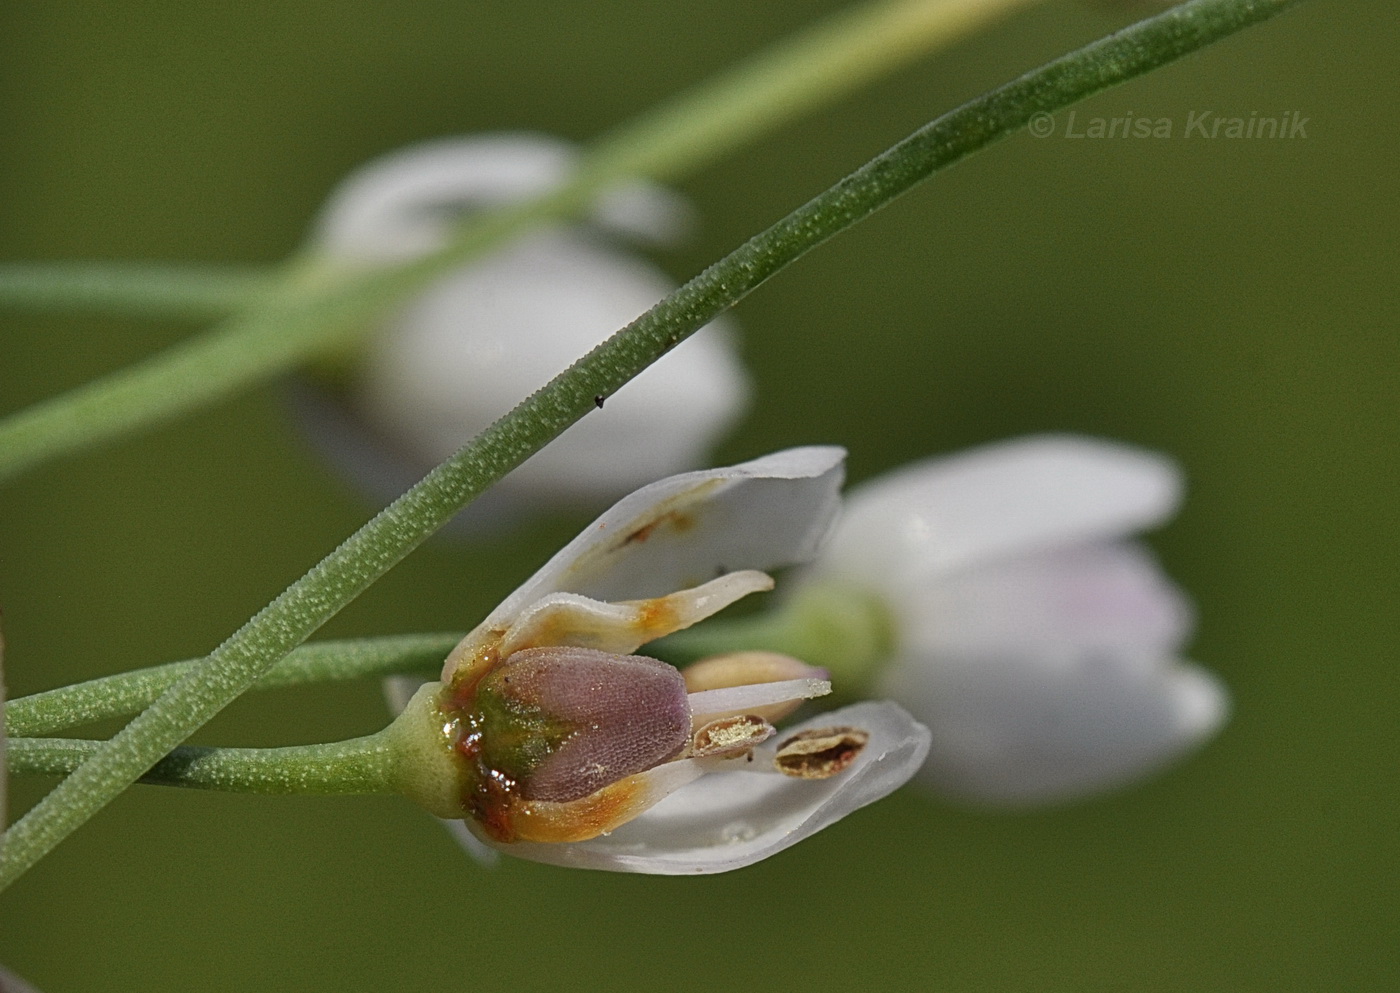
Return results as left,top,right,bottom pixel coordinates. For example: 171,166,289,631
0,963,42,993
803,435,1228,806
305,133,750,525
387,447,930,874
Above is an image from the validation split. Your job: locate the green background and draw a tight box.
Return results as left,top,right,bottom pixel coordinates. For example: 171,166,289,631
2,1,1395,990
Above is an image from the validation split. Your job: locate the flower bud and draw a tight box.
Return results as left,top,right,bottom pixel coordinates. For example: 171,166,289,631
298,133,751,530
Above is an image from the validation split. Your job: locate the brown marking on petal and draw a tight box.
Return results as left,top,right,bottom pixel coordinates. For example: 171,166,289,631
631,594,683,643
563,477,724,583
621,508,695,546
505,773,655,843
774,727,870,779
691,715,775,758
610,484,714,550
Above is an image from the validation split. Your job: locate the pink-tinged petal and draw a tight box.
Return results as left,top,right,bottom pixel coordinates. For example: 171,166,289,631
474,447,845,632
496,701,929,874
878,646,1228,806
823,435,1181,591
896,542,1193,663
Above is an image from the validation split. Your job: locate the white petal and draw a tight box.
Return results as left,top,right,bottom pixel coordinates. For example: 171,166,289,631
313,133,685,263
590,183,694,246
896,542,1193,662
821,435,1182,591
354,229,750,498
314,133,573,262
0,963,42,993
492,571,773,660
439,819,502,868
494,701,930,873
475,446,846,631
302,134,749,530
879,646,1228,806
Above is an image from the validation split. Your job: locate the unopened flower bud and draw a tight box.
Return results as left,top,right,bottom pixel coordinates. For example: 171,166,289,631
298,133,751,529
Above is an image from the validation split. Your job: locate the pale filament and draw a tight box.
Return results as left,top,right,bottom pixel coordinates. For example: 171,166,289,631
686,677,831,718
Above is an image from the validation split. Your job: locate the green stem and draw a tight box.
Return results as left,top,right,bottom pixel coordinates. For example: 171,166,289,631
0,0,1045,480
0,264,412,483
0,262,275,320
3,633,462,738
0,0,1304,892
6,733,396,796
550,0,1046,184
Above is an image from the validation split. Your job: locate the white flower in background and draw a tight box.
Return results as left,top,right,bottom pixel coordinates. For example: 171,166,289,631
800,435,1228,806
304,133,750,524
386,447,930,874
0,963,42,993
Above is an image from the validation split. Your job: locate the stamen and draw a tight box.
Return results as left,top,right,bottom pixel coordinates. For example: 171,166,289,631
773,727,870,779
691,715,775,758
687,678,830,719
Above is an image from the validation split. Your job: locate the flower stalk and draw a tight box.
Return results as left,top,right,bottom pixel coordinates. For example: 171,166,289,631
0,262,275,319
5,734,398,796
3,633,461,738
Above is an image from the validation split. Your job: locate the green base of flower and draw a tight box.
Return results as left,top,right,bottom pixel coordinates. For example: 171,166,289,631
654,580,895,698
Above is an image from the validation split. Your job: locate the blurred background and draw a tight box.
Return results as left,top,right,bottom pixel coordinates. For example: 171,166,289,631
1,1,1395,990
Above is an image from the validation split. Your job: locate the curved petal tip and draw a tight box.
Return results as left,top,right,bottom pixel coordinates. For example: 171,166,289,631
897,648,1230,808
827,434,1183,587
